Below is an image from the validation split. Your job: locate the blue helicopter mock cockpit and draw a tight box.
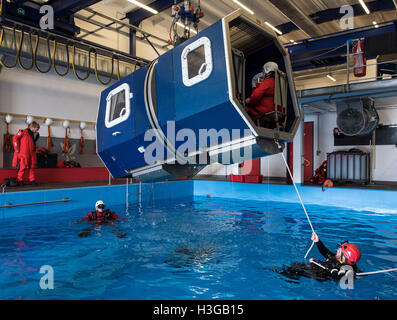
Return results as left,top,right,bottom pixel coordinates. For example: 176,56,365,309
96,10,301,182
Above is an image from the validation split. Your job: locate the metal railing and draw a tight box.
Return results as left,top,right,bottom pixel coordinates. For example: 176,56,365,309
294,39,397,91
0,198,71,208
294,38,397,90
125,178,142,211
347,39,397,84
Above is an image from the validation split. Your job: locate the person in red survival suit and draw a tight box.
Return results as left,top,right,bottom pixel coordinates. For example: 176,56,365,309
75,200,127,238
12,121,40,186
245,61,282,128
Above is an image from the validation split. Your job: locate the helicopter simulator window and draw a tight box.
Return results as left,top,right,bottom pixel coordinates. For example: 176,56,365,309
188,45,206,78
182,37,213,87
105,83,131,128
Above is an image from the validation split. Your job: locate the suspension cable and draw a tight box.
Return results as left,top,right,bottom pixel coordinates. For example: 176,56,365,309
0,25,5,68
33,32,52,73
93,49,114,85
1,20,129,84
0,25,18,68
72,44,92,81
52,39,70,77
115,54,121,81
17,28,34,70
1,23,127,84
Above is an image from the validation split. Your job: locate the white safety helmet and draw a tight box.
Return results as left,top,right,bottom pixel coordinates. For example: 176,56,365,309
263,61,278,74
252,72,264,88
95,200,105,209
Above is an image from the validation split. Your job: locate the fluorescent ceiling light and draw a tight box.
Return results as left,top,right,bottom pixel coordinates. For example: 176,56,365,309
127,0,158,14
265,22,282,35
327,75,337,82
358,0,370,15
176,22,197,34
232,0,254,15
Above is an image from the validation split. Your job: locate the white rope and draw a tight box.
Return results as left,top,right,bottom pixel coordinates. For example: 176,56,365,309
310,260,327,270
304,241,315,259
310,260,397,277
276,142,397,274
275,143,397,276
276,141,315,259
356,268,397,276
279,151,314,232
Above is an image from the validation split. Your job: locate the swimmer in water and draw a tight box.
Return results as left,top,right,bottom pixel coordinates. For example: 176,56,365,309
75,200,127,238
278,232,362,282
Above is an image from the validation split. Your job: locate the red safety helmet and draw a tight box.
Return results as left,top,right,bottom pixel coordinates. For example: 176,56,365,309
339,242,361,265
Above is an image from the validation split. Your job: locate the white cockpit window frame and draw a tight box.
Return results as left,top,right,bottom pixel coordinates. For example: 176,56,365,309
181,37,213,87
105,83,131,128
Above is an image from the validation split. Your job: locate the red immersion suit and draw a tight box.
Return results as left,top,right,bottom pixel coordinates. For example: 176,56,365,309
247,75,282,121
12,129,38,182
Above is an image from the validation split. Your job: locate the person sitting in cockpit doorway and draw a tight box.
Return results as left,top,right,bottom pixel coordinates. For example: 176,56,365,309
251,71,264,89
245,61,285,130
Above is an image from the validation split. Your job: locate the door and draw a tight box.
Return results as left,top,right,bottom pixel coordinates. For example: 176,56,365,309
98,81,133,177
304,122,314,182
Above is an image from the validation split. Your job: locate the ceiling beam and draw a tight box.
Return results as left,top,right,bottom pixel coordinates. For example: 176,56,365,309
310,0,396,25
126,0,174,26
276,0,397,36
48,0,102,16
268,0,322,37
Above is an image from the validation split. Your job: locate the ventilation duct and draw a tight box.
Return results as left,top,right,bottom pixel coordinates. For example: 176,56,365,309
336,97,379,136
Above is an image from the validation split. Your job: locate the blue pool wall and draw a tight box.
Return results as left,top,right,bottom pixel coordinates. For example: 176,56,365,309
0,181,193,219
1,180,397,219
193,181,397,213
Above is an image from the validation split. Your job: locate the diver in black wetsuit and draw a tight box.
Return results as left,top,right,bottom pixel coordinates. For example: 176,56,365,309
279,232,362,282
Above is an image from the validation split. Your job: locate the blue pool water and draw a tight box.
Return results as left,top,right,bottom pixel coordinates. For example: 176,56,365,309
0,196,396,300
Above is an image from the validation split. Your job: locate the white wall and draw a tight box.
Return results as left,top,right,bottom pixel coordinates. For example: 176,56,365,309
0,65,103,167
198,147,289,179
261,151,288,178
199,162,239,176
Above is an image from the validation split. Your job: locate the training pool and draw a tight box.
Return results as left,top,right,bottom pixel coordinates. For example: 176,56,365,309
0,195,396,300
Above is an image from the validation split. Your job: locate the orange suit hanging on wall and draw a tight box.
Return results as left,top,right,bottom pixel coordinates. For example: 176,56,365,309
12,123,40,184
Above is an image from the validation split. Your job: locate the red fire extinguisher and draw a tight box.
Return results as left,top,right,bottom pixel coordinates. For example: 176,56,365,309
353,39,366,77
